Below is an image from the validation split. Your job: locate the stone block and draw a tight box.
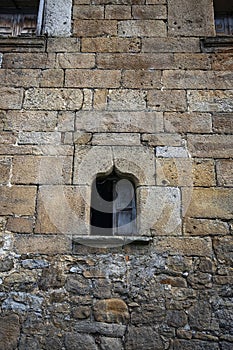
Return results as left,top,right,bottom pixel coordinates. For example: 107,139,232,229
118,20,166,37
2,53,55,69
0,186,36,215
97,53,174,70
73,20,117,36
24,88,83,110
153,237,212,257
12,155,73,184
137,186,181,235
216,160,233,186
14,234,72,255
47,37,80,52
142,37,200,52
184,218,229,236
35,185,90,235
65,333,98,350
18,131,61,145
168,0,215,36
44,0,72,36
92,133,140,146
0,69,40,87
122,70,161,89
75,111,163,133
164,112,212,133
73,321,126,337
156,146,189,158
0,156,11,185
56,53,95,68
99,337,123,350
6,217,34,233
212,53,233,70
93,299,129,324
174,53,212,70
105,5,131,19
187,90,233,112
65,69,121,88
82,37,141,53
142,133,182,146
185,188,233,219
0,314,20,350
108,89,147,111
0,88,23,109
213,236,233,265
125,326,163,350
132,5,167,19
39,69,64,87
57,111,75,132
213,114,233,134
73,5,104,19
4,111,57,132
188,135,233,158
93,89,108,110
147,90,187,111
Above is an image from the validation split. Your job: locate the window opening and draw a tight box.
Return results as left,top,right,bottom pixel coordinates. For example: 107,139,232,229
214,0,233,35
91,170,136,236
0,0,44,36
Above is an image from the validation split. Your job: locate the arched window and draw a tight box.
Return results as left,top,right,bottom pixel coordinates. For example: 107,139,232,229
90,170,136,236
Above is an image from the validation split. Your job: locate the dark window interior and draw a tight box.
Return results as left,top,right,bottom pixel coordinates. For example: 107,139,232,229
214,0,233,35
0,0,41,36
91,171,136,236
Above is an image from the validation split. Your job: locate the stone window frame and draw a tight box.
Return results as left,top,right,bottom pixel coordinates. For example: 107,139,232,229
213,0,233,36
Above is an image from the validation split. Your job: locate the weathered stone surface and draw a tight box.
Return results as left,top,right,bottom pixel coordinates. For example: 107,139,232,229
167,310,187,327
174,53,211,70
73,321,126,337
39,266,66,290
44,0,72,36
213,114,233,134
57,53,95,68
99,337,123,350
14,234,71,255
108,89,147,111
40,69,64,87
0,156,11,185
185,188,233,219
216,160,233,186
168,0,215,37
18,131,61,145
147,90,187,111
125,326,163,350
142,37,200,52
65,333,98,350
0,314,20,350
92,133,140,146
188,90,233,112
2,53,54,69
188,135,233,158
6,217,34,233
47,37,80,52
132,5,166,19
118,20,166,37
173,339,219,350
142,133,182,146
93,299,129,324
184,218,229,236
73,20,117,37
66,275,92,295
82,37,141,53
156,146,189,158
0,186,36,215
105,5,131,19
213,236,233,265
122,69,161,89
0,257,14,272
24,88,83,110
72,306,91,319
65,69,121,88
75,111,163,133
212,53,233,70
0,88,23,109
0,69,40,87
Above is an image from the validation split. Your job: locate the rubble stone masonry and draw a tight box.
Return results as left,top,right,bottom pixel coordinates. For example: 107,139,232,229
0,0,232,349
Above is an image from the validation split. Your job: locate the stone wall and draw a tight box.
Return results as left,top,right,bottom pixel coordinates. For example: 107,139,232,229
0,0,232,349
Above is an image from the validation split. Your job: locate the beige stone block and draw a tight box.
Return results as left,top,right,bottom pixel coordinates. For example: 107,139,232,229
0,88,23,110
2,53,55,69
185,188,233,219
163,70,233,90
164,112,212,133
216,160,233,187
82,89,93,111
75,111,163,133
153,237,212,257
82,37,141,53
108,89,146,111
184,218,229,236
188,134,233,158
132,5,167,19
122,70,161,89
56,53,95,69
142,133,182,146
74,131,92,145
73,20,117,36
137,186,181,235
73,5,104,19
0,157,11,185
212,53,233,71
12,156,73,185
35,185,90,235
65,69,121,88
74,146,113,185
14,234,72,255
0,132,17,145
105,5,131,19
47,37,81,52
0,186,36,215
24,88,83,110
18,132,61,145
97,53,174,70
113,146,155,186
143,38,199,52
188,90,233,112
4,110,57,132
6,217,34,233
192,159,216,187
0,69,40,87
213,114,233,134
93,299,129,324
40,69,64,87
57,111,75,132
168,0,215,37
92,133,141,146
118,20,166,37
147,90,186,111
93,89,108,110
174,53,211,70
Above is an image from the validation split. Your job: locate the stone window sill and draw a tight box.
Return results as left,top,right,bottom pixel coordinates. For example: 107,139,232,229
0,36,46,52
201,36,233,52
72,235,152,248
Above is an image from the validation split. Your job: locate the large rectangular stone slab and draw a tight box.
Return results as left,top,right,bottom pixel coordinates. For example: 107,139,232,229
187,134,233,158
118,20,166,37
147,90,187,111
142,37,200,52
65,69,121,88
0,88,23,109
4,111,57,132
0,186,36,215
187,90,233,112
164,112,212,133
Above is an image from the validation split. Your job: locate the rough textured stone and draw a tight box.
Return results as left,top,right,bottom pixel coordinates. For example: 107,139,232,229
125,326,163,350
0,88,23,109
147,90,187,111
188,90,233,112
0,186,36,215
0,314,20,350
213,236,233,265
44,0,72,36
108,89,147,111
73,20,117,37
82,37,141,53
118,20,166,37
57,53,95,68
6,217,34,233
4,110,57,131
142,37,200,52
216,160,233,186
213,114,233,134
93,299,129,324
65,69,121,88
184,218,229,236
188,135,233,158
92,133,141,146
65,333,98,350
